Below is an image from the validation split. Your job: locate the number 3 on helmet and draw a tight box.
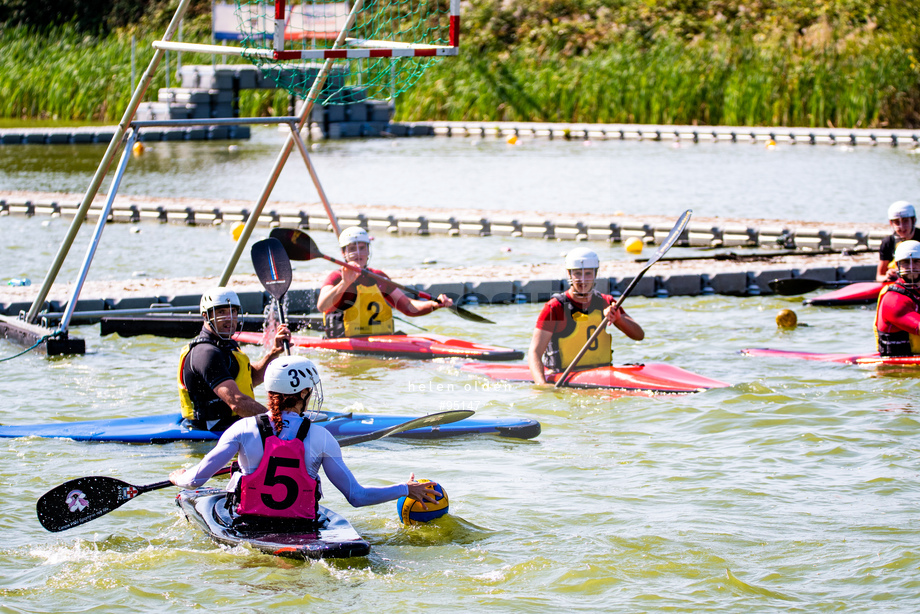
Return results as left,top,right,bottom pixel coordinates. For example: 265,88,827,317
264,357,321,394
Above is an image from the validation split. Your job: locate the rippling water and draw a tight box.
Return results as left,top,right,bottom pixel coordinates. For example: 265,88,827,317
2,133,920,611
2,127,920,222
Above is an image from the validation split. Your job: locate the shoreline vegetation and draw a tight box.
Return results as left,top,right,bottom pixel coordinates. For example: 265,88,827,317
1,0,919,128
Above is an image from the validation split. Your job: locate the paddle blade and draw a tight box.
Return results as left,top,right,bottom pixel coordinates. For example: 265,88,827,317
251,238,293,301
269,227,322,262
336,410,474,447
37,476,151,532
768,277,840,296
450,305,494,325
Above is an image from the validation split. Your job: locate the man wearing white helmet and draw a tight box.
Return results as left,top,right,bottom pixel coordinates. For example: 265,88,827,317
317,226,454,337
171,357,437,527
876,201,920,282
875,240,920,356
527,247,644,384
178,287,290,431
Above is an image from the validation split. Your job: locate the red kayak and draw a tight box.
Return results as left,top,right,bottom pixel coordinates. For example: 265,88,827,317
460,362,730,394
741,348,920,365
804,282,886,306
234,331,523,361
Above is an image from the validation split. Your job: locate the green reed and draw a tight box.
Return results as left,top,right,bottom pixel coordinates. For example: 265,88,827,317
0,25,289,122
399,38,920,128
4,24,919,128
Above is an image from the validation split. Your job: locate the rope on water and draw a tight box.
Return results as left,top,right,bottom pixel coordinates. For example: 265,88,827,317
0,332,60,362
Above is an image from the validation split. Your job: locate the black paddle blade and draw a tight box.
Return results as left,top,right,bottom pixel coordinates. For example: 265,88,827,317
768,278,847,296
269,227,322,262
37,476,157,532
336,410,475,447
251,238,294,301
451,305,494,325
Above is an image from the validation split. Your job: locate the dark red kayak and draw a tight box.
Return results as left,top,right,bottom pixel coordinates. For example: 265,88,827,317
234,331,523,361
804,282,886,306
741,347,920,365
460,363,730,393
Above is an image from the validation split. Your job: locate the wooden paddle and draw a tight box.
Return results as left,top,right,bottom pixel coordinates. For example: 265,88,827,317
36,409,474,532
251,237,294,354
767,277,856,296
268,227,494,325
555,210,693,388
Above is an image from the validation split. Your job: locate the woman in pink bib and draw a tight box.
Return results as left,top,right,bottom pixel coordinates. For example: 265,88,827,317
170,356,436,527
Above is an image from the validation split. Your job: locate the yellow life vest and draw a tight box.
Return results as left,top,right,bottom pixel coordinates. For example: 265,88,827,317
874,284,920,356
544,293,612,371
325,279,394,337
177,337,254,421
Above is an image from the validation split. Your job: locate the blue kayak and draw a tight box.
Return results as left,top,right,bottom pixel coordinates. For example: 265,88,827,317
0,411,540,443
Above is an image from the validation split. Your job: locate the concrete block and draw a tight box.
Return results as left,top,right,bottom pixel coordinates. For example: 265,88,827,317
346,103,368,122
47,133,69,144
419,282,465,303
662,274,702,297
722,225,757,247
468,281,515,304
208,126,230,140
166,294,201,309
1,133,24,144
360,122,389,137
24,133,46,144
110,296,169,310
519,279,564,303
138,130,163,142
709,272,748,296
234,67,258,89
793,229,831,250
843,264,877,281
186,127,208,141
163,129,186,141
229,126,251,139
830,230,868,250
614,275,656,297
387,123,409,137
325,106,346,123
799,267,837,282
236,291,264,314
760,226,791,248
70,132,93,143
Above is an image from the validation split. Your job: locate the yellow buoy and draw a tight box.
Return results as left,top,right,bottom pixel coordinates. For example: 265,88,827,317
776,309,798,328
231,222,246,241
507,134,518,145
132,141,145,156
624,237,644,254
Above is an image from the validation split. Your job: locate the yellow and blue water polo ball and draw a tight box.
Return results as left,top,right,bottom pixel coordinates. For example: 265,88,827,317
397,479,448,525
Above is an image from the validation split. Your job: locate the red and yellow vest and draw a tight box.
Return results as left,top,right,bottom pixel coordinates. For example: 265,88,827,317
875,283,920,356
325,279,394,337
543,292,612,372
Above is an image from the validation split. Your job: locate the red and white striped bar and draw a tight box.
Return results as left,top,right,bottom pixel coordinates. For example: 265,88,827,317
274,0,285,53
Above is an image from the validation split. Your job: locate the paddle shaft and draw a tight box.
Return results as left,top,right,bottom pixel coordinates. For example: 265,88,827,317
554,210,692,388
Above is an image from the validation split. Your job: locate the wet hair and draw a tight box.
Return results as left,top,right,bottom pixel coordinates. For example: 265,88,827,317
266,390,310,434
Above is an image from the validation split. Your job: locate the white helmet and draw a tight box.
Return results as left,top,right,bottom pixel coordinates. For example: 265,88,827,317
894,240,920,263
265,356,321,394
895,240,920,287
565,247,600,270
338,226,371,249
888,201,916,220
199,288,241,314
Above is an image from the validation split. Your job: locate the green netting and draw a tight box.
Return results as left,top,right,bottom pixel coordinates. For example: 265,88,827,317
235,0,451,103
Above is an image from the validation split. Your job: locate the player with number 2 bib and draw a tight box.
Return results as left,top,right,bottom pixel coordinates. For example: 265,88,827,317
316,227,454,338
